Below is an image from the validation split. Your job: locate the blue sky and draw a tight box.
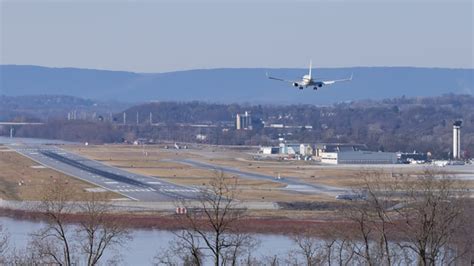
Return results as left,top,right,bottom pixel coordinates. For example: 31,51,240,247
1,0,472,72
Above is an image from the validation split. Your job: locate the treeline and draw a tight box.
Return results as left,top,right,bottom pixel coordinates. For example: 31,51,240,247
119,94,474,158
12,120,123,144
0,95,129,122
3,94,473,158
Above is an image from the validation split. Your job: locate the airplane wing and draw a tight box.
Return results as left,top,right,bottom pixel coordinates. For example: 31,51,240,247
322,73,353,85
266,72,295,83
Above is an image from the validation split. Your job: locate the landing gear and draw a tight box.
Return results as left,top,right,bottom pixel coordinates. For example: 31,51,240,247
299,86,303,90
313,87,318,90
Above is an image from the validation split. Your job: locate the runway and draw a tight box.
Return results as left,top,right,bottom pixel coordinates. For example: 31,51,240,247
173,159,348,196
8,145,200,202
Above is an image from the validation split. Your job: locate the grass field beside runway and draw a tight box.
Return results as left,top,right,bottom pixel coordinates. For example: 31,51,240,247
0,145,120,201
66,144,474,203
66,145,338,201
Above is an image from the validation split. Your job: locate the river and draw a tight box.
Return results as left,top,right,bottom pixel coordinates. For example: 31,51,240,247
0,217,296,265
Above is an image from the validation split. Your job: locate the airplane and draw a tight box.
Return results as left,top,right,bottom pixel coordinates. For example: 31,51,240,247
266,60,352,90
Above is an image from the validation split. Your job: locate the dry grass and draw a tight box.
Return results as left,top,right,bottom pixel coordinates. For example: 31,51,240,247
244,209,342,220
64,144,474,203
0,146,119,201
66,145,334,202
161,176,332,201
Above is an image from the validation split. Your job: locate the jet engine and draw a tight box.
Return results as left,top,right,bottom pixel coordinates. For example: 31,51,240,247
292,82,299,87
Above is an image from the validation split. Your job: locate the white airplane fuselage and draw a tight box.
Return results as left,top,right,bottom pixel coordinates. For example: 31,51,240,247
267,60,352,90
293,74,323,89
302,75,311,86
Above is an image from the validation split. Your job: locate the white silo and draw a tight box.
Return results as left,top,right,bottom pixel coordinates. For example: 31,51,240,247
453,120,462,159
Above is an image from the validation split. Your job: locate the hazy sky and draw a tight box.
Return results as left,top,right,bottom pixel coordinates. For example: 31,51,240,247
1,0,472,72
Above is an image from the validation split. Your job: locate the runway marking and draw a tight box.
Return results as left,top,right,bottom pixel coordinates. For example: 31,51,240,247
161,188,198,193
113,188,157,192
30,165,47,169
10,145,201,201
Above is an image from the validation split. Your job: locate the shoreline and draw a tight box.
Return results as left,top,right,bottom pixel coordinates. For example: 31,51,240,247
0,207,348,236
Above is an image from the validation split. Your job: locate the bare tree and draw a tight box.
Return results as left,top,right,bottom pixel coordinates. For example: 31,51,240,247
291,229,359,266
6,245,41,265
31,180,131,265
341,170,471,266
349,171,396,265
76,193,131,266
155,230,204,266
0,224,9,264
222,232,259,266
342,185,386,266
291,229,322,266
333,238,356,266
265,254,281,266
392,171,470,266
174,171,256,266
31,180,76,265
345,204,376,266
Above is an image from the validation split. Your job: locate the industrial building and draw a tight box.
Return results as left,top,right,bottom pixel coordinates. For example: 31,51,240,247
320,150,398,165
279,143,313,156
279,143,301,155
315,143,367,157
316,142,397,165
236,111,252,130
260,141,398,164
259,142,312,158
260,146,280,155
397,152,428,164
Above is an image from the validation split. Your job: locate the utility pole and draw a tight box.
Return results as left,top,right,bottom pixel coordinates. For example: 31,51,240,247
149,112,153,125
136,112,139,125
10,127,14,138
123,112,126,125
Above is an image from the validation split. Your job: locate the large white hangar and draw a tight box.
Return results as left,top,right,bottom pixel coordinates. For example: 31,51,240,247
321,150,398,165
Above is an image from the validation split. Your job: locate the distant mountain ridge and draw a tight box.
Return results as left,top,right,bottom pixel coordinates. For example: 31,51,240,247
1,65,472,104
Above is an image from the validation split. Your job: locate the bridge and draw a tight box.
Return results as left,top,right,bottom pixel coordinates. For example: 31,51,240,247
0,122,44,125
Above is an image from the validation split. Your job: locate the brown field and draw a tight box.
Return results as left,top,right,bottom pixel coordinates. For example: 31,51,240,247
67,145,417,182
0,145,120,201
0,207,353,235
66,144,474,194
2,143,473,223
66,144,337,201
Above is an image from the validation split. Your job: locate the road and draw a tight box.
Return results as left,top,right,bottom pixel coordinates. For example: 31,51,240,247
172,159,348,196
8,145,200,202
